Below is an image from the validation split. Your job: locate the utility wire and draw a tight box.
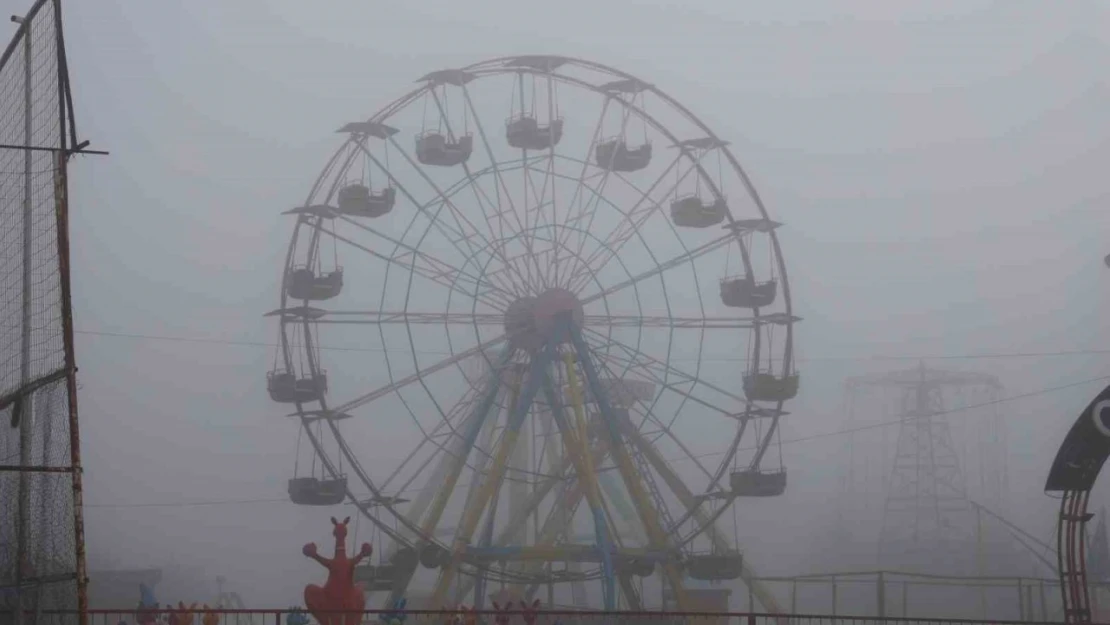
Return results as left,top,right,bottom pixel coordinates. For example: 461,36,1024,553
75,328,1110,364
84,373,1110,510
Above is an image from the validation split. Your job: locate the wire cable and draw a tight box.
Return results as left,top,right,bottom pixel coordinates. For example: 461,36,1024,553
83,373,1110,510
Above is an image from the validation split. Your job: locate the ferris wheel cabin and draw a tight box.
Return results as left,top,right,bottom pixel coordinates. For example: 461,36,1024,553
354,563,400,592
355,548,418,592
267,369,328,404
671,195,727,228
287,476,347,506
743,371,799,402
615,556,656,578
685,550,744,581
286,266,344,301
337,183,396,218
730,468,787,497
415,132,474,167
719,276,778,309
594,138,652,172
506,115,564,150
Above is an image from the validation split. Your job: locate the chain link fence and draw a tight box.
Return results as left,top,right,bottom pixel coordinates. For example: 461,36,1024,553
0,1,82,624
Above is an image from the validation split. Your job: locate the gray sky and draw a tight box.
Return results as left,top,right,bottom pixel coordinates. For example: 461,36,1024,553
8,0,1109,608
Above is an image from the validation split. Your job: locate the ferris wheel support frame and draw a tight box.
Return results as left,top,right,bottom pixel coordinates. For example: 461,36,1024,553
425,314,681,610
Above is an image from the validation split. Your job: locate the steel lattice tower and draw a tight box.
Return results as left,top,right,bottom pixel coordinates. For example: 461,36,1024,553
847,362,1002,573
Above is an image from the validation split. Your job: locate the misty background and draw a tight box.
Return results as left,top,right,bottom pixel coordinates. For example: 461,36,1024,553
3,0,1107,607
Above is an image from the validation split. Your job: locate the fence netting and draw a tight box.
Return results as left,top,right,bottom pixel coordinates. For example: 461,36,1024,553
0,1,79,624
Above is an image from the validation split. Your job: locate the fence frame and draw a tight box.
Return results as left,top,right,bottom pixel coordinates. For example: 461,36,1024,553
0,1,102,624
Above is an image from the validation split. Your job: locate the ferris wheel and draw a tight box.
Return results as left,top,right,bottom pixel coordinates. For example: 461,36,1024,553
267,55,799,611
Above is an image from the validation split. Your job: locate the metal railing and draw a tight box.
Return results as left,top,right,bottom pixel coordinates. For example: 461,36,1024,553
0,608,1088,625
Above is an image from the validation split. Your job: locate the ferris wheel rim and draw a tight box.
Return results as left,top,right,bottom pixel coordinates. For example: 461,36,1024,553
273,54,798,593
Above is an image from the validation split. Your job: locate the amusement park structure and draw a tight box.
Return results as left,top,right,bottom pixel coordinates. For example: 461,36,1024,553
1045,383,1110,623
267,55,799,610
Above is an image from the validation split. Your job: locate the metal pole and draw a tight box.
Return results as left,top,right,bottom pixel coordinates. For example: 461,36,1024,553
876,571,885,617
15,14,35,625
56,147,88,625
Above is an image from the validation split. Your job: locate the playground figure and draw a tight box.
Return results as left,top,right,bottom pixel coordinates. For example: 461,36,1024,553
520,599,541,625
447,605,477,625
380,597,407,625
302,516,373,625
286,608,310,625
136,583,160,625
168,602,198,625
491,601,512,625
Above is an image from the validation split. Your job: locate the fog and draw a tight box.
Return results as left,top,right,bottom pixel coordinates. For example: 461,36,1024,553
15,0,1110,610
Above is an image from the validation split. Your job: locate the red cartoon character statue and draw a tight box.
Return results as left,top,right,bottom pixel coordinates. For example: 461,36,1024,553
303,516,373,625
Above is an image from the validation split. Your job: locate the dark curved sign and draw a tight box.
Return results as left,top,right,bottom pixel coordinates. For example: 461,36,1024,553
1045,383,1110,492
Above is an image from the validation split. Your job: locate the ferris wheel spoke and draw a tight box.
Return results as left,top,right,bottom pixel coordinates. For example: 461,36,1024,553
332,212,518,306
579,232,733,307
378,382,484,495
329,333,509,414
316,224,512,311
523,153,560,290
564,151,704,294
458,84,549,295
431,86,545,296
582,326,747,408
354,141,489,269
582,339,722,484
621,424,737,553
383,135,534,295
557,96,639,262
303,309,763,331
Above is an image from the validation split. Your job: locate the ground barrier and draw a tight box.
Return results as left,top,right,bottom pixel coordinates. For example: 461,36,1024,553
0,608,1086,625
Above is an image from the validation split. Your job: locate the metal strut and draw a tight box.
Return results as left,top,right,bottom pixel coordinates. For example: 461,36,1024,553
566,315,691,610
1058,489,1094,623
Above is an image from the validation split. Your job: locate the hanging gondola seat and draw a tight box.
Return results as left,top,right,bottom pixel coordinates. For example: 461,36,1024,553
730,468,787,497
719,277,777,309
286,266,344,301
415,132,474,167
594,139,652,172
743,372,799,402
615,556,656,578
337,183,396,218
506,115,564,150
420,544,449,569
287,476,346,506
686,550,743,581
353,563,398,592
670,195,727,228
267,369,328,403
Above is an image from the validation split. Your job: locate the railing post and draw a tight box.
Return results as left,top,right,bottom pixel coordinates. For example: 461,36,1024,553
747,613,756,625
274,611,281,625
877,571,885,618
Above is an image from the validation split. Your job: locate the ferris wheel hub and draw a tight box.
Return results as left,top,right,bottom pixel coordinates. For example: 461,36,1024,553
534,288,584,341
504,288,584,351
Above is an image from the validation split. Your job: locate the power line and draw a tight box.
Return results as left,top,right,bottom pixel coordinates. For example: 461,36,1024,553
738,373,1110,453
83,374,1110,510
85,497,288,509
75,328,1110,364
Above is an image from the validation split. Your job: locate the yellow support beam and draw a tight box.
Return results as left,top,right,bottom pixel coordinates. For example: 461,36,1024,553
564,352,691,609
621,419,785,614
